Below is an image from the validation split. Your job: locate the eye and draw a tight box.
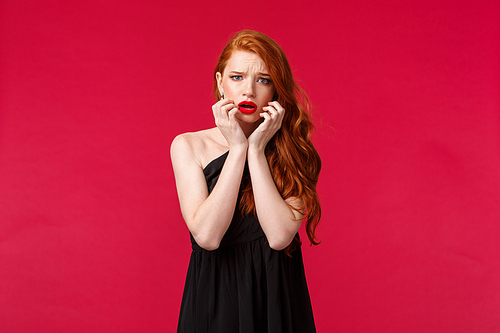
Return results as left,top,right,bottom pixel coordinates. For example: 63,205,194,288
258,77,272,84
229,75,242,81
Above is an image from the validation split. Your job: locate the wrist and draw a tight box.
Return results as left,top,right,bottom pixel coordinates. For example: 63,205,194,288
229,142,249,154
247,145,266,159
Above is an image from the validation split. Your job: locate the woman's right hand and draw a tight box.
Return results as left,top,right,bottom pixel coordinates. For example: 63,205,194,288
212,98,248,150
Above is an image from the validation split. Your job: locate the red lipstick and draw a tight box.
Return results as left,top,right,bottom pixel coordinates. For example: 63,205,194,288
238,101,257,114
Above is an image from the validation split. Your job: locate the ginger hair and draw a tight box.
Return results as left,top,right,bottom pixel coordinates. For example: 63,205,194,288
213,30,322,253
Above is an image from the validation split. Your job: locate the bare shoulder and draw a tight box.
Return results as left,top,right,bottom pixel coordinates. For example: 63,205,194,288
171,128,227,169
170,131,205,170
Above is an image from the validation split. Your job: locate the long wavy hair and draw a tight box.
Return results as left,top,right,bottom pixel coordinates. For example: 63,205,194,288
213,30,321,253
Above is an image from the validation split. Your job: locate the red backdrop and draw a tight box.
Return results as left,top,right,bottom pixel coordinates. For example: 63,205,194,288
1,0,499,332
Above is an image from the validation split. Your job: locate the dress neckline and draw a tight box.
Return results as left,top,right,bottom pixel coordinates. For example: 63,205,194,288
203,151,229,172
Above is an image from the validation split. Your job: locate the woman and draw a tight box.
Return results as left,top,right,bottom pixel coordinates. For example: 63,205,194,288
171,30,321,333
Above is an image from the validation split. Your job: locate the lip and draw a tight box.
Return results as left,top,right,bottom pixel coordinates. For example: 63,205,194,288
238,101,258,114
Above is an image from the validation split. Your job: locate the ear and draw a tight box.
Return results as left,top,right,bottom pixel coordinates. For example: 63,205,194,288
216,72,224,96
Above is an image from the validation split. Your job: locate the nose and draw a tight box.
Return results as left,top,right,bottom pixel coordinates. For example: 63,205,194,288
243,80,255,98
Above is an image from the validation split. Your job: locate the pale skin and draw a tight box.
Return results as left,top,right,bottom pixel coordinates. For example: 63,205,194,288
171,50,304,251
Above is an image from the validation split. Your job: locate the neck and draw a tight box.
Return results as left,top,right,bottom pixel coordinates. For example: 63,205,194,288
238,118,263,138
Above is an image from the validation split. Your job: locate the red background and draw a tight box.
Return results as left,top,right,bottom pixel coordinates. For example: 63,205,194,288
1,0,499,332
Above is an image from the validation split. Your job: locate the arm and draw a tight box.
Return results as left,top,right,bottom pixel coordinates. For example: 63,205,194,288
247,102,304,250
170,99,248,250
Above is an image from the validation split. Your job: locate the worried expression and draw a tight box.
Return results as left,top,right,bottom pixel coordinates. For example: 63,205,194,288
217,50,276,123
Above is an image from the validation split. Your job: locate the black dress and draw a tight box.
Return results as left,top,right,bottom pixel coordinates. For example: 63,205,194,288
177,151,316,333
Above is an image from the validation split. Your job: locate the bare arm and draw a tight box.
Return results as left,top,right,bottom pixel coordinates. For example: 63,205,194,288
247,101,303,250
171,99,248,250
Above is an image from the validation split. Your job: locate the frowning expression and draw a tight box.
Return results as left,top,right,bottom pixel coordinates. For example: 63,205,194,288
216,50,275,123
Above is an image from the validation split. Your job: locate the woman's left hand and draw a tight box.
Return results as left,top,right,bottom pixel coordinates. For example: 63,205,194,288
248,101,285,152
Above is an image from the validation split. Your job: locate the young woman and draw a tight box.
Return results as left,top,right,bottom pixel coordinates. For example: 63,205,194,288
171,30,321,333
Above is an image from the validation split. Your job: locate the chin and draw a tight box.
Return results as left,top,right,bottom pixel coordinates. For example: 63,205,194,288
236,112,262,124
236,113,264,127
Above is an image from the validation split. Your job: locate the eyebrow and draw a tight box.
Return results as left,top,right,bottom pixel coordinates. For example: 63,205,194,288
229,70,271,76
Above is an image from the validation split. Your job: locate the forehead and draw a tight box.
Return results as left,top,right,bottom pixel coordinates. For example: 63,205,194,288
225,50,268,73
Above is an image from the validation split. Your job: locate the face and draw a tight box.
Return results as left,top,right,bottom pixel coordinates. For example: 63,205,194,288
216,50,276,124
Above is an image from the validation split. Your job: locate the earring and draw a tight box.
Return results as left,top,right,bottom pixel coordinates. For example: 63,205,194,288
220,92,224,100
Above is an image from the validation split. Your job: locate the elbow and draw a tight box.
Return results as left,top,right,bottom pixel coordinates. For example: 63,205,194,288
268,236,293,251
269,243,287,251
187,218,223,251
199,242,220,251
193,233,221,251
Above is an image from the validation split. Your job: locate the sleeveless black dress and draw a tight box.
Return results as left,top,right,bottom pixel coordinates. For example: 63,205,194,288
177,151,316,333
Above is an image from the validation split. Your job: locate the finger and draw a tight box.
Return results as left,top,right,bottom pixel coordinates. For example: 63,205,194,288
213,98,228,112
220,103,236,116
213,102,222,121
221,99,234,107
262,105,275,113
214,100,234,122
268,101,284,115
221,100,235,109
228,106,239,119
216,99,232,112
267,103,285,122
268,101,283,109
260,111,272,123
262,106,277,118
214,103,226,121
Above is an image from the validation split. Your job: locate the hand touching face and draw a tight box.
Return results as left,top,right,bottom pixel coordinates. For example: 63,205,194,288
247,101,285,151
216,50,276,126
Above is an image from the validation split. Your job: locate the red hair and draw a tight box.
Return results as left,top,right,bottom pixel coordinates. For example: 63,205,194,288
213,30,322,253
